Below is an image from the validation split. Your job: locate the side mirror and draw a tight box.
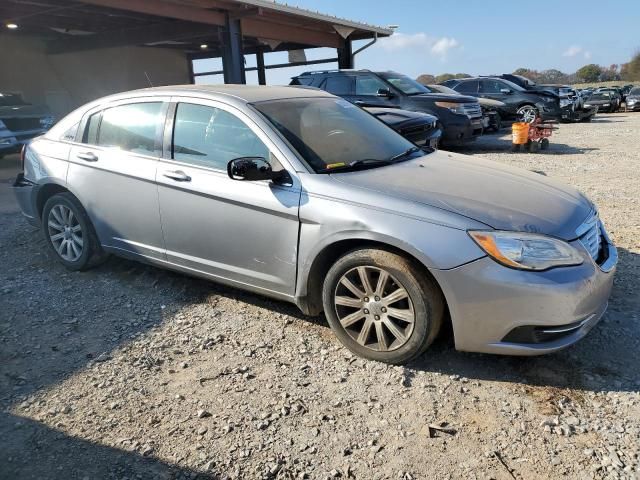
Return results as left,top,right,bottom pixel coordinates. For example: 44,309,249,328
500,88,512,94
227,157,274,181
376,88,394,98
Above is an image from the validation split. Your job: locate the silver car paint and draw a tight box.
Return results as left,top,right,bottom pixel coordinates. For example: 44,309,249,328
14,85,616,356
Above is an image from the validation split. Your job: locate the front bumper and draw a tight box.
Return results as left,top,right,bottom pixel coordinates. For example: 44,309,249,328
431,238,617,355
626,101,640,111
441,115,483,146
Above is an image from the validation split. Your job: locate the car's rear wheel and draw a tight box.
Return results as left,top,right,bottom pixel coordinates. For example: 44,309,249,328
517,105,538,123
322,249,444,364
42,193,106,271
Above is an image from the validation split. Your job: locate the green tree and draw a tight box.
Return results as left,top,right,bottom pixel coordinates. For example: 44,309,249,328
620,51,640,81
435,73,455,83
512,68,539,81
576,64,603,83
416,74,436,85
538,69,567,84
453,73,471,79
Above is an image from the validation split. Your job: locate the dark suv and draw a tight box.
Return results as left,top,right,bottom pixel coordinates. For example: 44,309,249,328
442,77,564,123
290,70,483,146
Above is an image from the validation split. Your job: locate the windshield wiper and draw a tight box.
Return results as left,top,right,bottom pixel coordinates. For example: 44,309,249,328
389,146,421,162
320,158,391,173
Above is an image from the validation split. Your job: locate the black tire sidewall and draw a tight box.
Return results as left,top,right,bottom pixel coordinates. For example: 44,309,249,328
322,249,442,364
42,193,95,271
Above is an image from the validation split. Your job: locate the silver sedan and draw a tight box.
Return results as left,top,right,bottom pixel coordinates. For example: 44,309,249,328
13,85,617,364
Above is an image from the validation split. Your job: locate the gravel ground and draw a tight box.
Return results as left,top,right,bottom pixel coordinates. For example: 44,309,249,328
1,112,639,480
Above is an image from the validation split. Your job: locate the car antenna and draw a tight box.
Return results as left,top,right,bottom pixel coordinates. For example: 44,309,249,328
144,71,154,87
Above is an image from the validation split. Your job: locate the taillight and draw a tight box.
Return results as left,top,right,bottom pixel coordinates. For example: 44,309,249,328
20,145,26,172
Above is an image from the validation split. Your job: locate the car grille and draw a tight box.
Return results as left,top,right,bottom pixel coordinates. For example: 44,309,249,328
1,117,41,132
400,121,436,136
462,103,483,118
577,214,602,261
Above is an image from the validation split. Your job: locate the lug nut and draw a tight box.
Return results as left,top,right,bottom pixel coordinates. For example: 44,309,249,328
364,297,369,302
374,315,380,320
381,307,387,313
375,296,380,301
363,309,369,314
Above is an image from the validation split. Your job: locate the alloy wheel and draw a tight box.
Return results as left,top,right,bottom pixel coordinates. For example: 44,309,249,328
518,106,537,123
47,204,83,262
333,266,415,352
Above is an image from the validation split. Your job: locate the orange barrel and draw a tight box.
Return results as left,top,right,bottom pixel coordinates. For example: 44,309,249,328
512,122,530,144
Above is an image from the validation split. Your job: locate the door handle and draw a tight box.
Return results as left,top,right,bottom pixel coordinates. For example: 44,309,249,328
354,101,365,105
77,152,98,162
162,170,191,182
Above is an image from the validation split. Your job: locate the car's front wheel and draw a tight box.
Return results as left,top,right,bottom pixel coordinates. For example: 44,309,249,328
517,105,538,123
42,192,105,271
322,249,444,364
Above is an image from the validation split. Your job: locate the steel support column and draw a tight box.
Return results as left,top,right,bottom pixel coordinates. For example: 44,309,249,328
337,38,354,69
221,13,245,84
256,49,266,85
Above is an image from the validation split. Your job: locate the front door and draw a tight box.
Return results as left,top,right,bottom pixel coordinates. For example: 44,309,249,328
352,74,401,108
156,100,301,296
67,99,168,260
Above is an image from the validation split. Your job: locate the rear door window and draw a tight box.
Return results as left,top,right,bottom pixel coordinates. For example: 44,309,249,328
92,102,164,155
455,80,479,94
322,76,354,96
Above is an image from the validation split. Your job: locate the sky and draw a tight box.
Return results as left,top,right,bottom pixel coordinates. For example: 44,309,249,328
194,0,640,86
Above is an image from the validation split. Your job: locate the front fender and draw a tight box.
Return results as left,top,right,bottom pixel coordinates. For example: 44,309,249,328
295,192,486,298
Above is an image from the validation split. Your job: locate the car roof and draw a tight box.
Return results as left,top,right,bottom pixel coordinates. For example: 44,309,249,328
89,84,334,108
140,84,334,102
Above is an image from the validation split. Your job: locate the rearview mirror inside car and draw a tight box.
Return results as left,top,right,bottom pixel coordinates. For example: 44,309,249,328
227,157,274,181
500,88,512,94
376,88,393,98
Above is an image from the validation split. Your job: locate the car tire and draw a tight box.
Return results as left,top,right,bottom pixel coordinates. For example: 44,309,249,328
517,105,538,123
42,192,107,271
322,248,444,364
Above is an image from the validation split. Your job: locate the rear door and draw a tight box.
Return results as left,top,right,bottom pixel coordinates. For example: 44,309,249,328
67,98,168,260
155,98,301,296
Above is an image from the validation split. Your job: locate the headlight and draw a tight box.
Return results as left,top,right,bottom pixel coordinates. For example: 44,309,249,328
39,115,54,129
584,104,591,108
542,96,556,103
434,101,466,115
468,231,583,271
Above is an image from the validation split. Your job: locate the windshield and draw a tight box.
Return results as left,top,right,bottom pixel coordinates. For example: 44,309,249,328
590,93,610,100
428,85,458,95
377,72,432,95
0,93,28,107
252,97,424,173
630,87,640,95
500,79,525,92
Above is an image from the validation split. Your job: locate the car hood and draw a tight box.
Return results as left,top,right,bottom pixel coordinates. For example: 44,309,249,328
0,104,51,118
330,151,592,239
412,93,478,103
365,107,438,127
477,97,505,108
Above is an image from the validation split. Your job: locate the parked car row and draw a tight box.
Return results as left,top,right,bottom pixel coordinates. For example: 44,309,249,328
576,85,637,112
290,70,484,148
